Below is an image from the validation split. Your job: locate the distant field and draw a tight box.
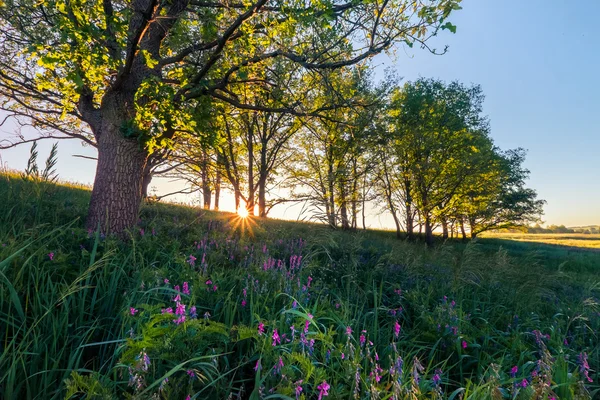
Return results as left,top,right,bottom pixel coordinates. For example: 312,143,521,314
481,232,600,250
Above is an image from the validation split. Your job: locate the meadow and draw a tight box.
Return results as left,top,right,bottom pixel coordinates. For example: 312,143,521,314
1,173,599,399
480,233,600,251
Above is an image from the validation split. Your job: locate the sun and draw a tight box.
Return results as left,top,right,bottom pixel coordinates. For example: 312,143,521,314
237,205,249,218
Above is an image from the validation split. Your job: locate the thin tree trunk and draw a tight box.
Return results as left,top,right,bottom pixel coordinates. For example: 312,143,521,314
469,217,477,238
234,186,241,211
339,179,350,230
258,177,267,217
214,168,221,211
441,218,449,240
327,156,336,228
362,173,368,230
258,138,268,217
425,212,434,247
460,218,467,240
247,130,255,216
351,159,358,229
405,178,414,240
87,123,147,235
384,186,402,239
201,149,211,209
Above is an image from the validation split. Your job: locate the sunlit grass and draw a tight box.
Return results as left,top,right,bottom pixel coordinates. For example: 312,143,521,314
481,232,600,250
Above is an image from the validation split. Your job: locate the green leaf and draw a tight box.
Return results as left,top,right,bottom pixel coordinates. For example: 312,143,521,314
442,22,457,33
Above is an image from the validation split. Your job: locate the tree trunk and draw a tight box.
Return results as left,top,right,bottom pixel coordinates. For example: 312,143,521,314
362,174,368,230
404,178,414,240
234,186,241,211
469,217,477,239
327,155,336,228
425,212,434,247
258,138,268,217
351,159,358,229
87,123,147,235
247,129,255,216
258,177,267,217
339,181,350,230
460,218,467,240
441,219,449,240
214,169,221,211
201,149,211,209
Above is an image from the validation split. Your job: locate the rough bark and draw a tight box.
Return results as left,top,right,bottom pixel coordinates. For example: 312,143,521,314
87,121,148,235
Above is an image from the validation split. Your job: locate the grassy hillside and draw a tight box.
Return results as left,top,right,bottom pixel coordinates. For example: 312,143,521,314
1,173,599,399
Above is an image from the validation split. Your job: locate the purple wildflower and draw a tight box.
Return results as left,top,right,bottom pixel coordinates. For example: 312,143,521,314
360,331,366,347
317,380,330,400
510,365,518,378
432,369,442,387
187,255,196,267
394,321,401,338
578,352,593,382
295,380,303,400
258,322,265,336
182,282,190,295
273,357,284,375
272,329,281,346
130,307,138,316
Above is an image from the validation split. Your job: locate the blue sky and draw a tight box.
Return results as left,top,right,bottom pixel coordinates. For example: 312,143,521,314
1,0,598,227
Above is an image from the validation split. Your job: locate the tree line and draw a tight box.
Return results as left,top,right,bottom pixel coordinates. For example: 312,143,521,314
0,0,544,245
158,71,544,246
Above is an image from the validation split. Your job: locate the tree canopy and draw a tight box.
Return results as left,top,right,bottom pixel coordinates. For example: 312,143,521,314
0,0,461,234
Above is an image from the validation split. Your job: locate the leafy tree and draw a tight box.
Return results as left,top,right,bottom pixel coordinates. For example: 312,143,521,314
0,0,461,234
287,68,380,228
386,78,489,246
461,148,545,237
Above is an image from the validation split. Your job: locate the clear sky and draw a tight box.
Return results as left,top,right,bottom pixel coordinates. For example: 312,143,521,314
1,0,598,228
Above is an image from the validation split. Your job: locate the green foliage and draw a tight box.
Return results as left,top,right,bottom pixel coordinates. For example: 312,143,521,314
377,78,544,242
0,175,598,399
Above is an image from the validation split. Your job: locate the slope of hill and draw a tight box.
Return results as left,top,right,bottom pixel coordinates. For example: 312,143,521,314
1,173,599,399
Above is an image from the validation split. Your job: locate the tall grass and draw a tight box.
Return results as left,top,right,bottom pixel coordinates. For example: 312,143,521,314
1,174,599,399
